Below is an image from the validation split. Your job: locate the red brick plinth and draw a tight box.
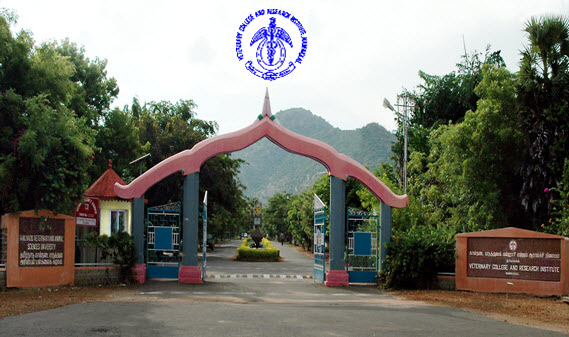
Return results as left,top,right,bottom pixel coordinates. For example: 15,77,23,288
178,265,202,284
456,227,568,296
325,270,349,287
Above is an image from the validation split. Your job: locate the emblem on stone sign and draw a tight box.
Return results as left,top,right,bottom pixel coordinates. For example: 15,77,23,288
509,239,517,251
235,9,308,81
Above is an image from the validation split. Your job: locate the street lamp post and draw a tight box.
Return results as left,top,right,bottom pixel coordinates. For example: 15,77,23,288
129,153,151,177
383,98,408,194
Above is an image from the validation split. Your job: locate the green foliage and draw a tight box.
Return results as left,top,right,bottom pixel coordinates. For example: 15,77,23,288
86,231,136,283
378,226,456,289
286,191,314,251
236,238,280,261
0,12,117,215
263,192,292,237
0,92,96,214
91,107,149,180
424,66,523,231
393,47,505,174
56,38,119,126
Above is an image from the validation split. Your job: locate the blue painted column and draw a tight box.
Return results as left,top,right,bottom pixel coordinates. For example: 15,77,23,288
132,196,146,284
182,172,199,266
325,175,349,286
380,202,392,270
179,172,202,283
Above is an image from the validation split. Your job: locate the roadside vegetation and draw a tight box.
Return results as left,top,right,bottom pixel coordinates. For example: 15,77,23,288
261,15,569,289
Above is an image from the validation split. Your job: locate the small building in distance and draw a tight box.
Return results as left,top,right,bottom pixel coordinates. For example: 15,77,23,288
84,160,132,236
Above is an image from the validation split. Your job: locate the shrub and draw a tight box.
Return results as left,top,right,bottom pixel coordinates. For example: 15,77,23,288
86,231,136,283
378,226,455,289
236,237,280,261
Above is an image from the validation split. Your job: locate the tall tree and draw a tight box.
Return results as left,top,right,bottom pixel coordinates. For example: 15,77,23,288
392,48,505,184
262,192,292,238
431,65,523,231
56,39,119,126
92,107,149,180
135,99,216,205
131,99,248,240
518,15,569,224
0,11,96,214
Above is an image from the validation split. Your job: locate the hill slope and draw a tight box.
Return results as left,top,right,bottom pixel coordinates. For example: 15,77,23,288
233,108,395,202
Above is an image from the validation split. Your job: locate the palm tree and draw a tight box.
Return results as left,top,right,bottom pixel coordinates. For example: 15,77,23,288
518,15,569,225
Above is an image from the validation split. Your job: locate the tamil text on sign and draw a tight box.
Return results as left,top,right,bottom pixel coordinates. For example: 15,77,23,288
19,217,65,267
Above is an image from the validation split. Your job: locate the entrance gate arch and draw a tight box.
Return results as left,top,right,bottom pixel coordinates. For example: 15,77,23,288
116,89,408,286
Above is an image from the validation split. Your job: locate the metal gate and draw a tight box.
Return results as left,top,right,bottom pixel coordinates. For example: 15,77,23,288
313,195,326,283
346,208,380,283
146,202,181,279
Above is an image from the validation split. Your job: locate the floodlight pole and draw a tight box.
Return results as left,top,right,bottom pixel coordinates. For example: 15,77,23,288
129,153,151,177
383,98,409,194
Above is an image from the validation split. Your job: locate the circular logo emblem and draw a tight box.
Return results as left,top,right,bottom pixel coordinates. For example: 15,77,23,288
509,240,517,251
235,9,308,81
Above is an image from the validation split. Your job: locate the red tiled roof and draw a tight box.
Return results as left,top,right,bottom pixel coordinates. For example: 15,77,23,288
84,160,129,200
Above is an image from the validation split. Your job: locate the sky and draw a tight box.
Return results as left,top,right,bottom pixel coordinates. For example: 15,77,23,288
2,0,568,135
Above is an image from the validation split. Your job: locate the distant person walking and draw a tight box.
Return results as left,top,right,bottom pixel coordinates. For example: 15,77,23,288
279,233,284,246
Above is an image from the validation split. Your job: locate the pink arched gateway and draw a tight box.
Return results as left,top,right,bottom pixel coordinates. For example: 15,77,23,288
114,90,408,208
115,89,408,286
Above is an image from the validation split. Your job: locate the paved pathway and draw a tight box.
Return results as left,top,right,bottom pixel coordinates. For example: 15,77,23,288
202,239,314,279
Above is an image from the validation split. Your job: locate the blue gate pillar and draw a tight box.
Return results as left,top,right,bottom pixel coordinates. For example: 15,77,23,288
325,175,349,287
179,172,202,283
132,196,146,284
380,202,392,270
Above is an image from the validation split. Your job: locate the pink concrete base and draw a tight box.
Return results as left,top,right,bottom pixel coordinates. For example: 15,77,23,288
132,264,146,284
178,266,203,284
325,270,349,287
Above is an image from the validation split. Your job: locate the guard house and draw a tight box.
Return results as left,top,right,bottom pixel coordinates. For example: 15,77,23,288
84,160,133,236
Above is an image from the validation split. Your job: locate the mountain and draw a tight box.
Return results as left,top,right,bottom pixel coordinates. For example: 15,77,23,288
232,108,395,202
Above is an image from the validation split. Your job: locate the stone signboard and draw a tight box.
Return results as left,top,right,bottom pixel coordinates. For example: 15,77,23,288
467,238,561,281
18,217,65,267
1,210,75,288
456,227,568,296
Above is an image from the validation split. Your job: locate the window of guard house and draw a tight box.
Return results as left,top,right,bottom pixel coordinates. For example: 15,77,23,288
110,210,126,234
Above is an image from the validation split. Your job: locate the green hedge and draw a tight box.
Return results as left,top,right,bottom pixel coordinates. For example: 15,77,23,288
236,238,280,261
378,226,455,289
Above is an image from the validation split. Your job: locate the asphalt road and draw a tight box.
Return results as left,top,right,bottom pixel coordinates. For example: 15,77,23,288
0,240,563,337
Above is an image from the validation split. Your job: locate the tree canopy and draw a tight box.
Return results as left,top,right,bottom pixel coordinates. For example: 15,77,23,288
0,9,250,239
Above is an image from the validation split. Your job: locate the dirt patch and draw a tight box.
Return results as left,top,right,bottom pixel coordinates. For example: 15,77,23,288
394,290,569,335
0,285,135,319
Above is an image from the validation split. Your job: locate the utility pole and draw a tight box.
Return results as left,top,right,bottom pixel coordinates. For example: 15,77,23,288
383,98,411,194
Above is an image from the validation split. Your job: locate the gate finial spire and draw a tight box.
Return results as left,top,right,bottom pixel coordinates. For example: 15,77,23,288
260,87,274,120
